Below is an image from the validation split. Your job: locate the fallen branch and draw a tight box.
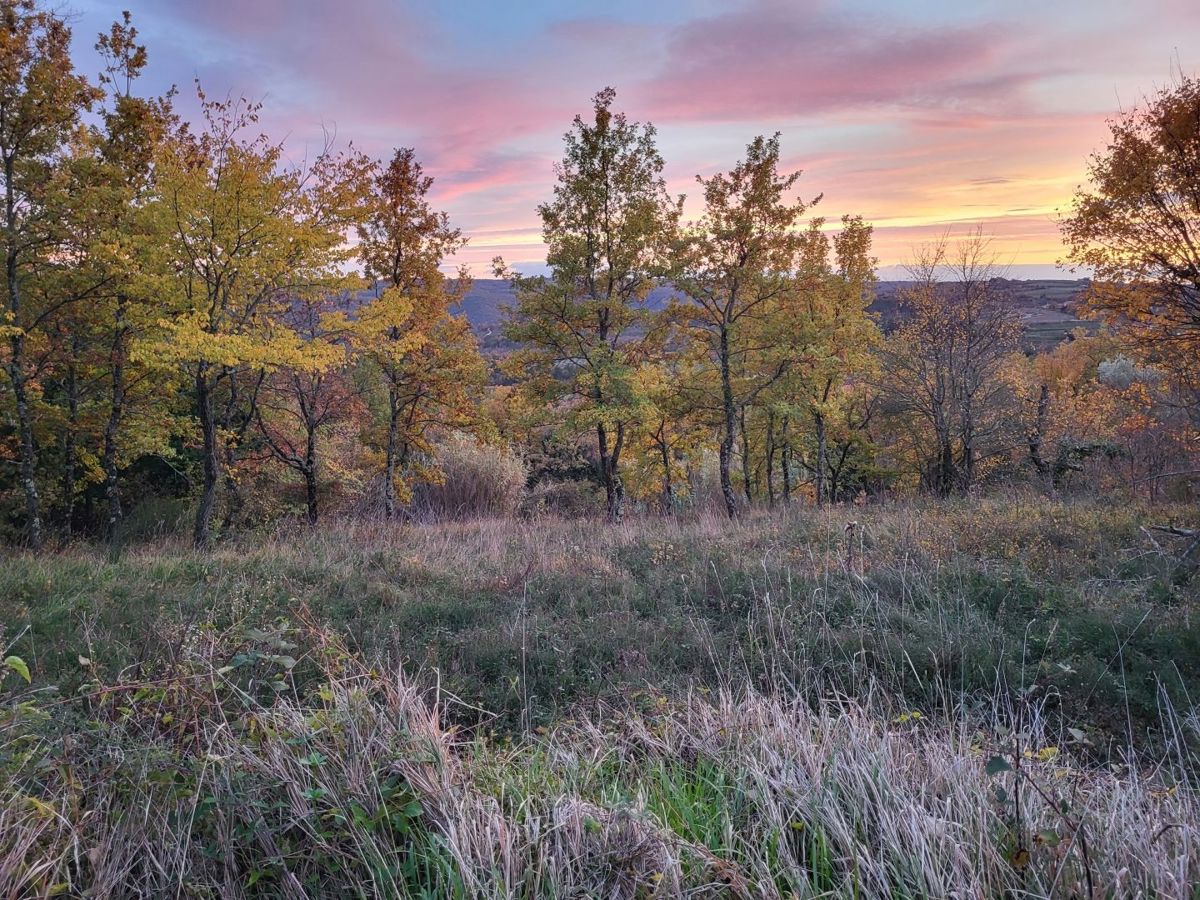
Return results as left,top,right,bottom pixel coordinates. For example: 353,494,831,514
1147,524,1198,538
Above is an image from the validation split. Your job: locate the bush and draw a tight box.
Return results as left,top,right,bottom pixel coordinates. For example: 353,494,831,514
113,496,191,544
412,434,527,520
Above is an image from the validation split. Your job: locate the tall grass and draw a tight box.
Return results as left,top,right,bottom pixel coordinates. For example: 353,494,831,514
3,497,1195,737
1,624,1196,897
411,435,527,521
2,496,1197,896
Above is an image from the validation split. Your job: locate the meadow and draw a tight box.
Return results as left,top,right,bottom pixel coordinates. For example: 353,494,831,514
3,496,1198,897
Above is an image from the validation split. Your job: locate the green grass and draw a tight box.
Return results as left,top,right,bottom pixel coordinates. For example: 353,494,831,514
3,497,1196,740
4,642,1195,897
2,497,1199,897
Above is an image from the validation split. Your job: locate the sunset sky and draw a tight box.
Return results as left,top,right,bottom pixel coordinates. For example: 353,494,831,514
70,0,1200,277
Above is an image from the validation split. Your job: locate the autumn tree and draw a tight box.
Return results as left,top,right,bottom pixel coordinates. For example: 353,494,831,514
878,230,1021,495
625,354,710,512
354,147,483,519
1062,75,1200,408
672,134,818,518
502,88,681,521
150,92,368,548
0,0,101,546
74,13,177,541
255,291,362,525
760,215,878,507
1007,330,1125,491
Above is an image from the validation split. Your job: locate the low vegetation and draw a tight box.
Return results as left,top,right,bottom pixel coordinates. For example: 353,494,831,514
3,498,1198,896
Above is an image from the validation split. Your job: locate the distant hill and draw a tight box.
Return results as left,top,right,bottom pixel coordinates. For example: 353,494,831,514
452,278,1094,352
451,281,678,351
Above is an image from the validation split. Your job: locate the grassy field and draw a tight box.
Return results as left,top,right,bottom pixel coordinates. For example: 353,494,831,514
2,497,1198,896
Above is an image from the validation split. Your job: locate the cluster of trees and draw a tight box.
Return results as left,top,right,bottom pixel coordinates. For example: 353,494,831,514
500,88,1199,520
0,5,484,549
1,3,1197,549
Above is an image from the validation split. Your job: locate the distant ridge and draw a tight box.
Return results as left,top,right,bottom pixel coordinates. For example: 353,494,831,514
449,278,1093,350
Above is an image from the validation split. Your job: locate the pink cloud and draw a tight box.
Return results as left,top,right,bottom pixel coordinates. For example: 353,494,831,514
637,2,1037,122
102,0,1199,273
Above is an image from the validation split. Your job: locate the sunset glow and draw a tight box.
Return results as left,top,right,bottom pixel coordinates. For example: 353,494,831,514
69,0,1200,274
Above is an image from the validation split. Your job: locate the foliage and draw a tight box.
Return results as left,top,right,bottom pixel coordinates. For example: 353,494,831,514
1063,75,1200,395
671,134,823,517
352,148,486,519
501,88,681,520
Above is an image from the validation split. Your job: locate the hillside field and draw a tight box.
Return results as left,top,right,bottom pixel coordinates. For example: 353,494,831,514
2,497,1198,897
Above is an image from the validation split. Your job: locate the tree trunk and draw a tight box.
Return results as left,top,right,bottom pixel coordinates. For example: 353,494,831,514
657,433,674,514
765,411,776,509
814,411,827,509
718,323,739,519
612,423,625,520
597,420,626,522
781,416,791,504
1027,383,1051,482
103,297,127,543
194,366,219,549
304,418,319,525
930,411,956,497
939,438,955,497
959,397,976,493
739,407,753,505
304,469,318,526
384,381,400,519
597,421,624,521
218,371,260,532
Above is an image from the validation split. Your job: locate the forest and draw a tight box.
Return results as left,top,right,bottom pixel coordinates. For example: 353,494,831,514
2,3,1199,898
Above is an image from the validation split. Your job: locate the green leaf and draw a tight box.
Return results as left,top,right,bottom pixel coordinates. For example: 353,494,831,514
4,655,30,684
985,755,1012,776
1036,828,1061,847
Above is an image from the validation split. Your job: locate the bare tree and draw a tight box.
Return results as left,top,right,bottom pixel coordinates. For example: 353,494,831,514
879,229,1021,495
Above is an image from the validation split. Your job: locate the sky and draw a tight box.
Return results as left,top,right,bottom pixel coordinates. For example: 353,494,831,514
68,0,1200,278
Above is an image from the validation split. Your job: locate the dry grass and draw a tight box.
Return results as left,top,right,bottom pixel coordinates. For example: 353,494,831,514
2,496,1198,896
411,435,528,522
1,625,1196,898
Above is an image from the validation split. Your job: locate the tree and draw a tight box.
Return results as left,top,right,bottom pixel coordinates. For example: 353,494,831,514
85,12,176,542
1062,75,1200,405
760,215,878,507
255,291,361,525
354,147,482,519
0,0,101,546
1007,331,1124,492
672,134,818,518
502,88,681,520
878,230,1021,495
149,91,368,548
625,356,710,513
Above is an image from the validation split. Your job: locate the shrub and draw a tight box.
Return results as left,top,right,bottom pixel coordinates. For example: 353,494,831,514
412,434,527,520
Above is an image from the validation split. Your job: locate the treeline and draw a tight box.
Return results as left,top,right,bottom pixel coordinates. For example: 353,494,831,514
0,4,1197,548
